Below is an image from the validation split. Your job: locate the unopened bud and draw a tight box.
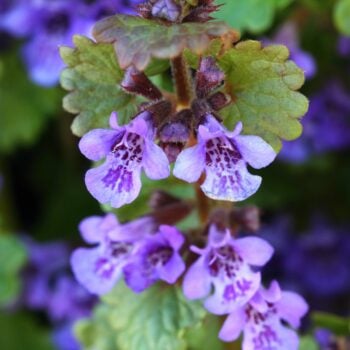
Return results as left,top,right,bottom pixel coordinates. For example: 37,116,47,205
230,206,261,233
196,57,225,98
152,0,181,22
207,91,231,111
121,66,162,101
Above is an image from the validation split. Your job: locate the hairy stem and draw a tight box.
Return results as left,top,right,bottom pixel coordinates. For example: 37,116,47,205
171,54,193,108
195,175,210,224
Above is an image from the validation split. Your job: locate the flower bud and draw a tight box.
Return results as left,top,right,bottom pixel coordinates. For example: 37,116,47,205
121,66,162,101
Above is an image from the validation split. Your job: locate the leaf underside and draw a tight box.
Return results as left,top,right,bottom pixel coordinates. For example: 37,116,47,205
93,14,233,70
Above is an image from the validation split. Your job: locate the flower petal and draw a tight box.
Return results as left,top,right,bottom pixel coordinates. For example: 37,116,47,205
219,308,246,342
276,291,308,328
182,257,211,300
205,270,261,315
235,135,276,169
78,216,104,244
159,253,185,284
70,247,121,295
173,144,206,183
201,160,262,201
159,225,184,250
123,262,153,293
143,140,170,179
85,156,142,208
233,237,274,266
79,129,123,161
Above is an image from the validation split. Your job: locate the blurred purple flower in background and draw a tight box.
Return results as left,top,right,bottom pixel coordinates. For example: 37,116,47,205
269,21,316,79
21,237,97,350
259,215,350,313
280,80,350,163
337,35,350,57
0,0,142,86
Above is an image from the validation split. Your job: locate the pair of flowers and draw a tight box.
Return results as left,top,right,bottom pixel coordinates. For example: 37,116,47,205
71,213,308,349
80,111,276,208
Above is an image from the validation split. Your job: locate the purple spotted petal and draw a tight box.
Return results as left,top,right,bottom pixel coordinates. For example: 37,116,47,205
204,267,261,315
201,159,262,201
173,144,206,183
232,237,274,266
79,129,123,161
142,140,170,179
235,135,276,169
219,307,246,342
243,319,299,350
159,253,185,284
71,247,122,295
276,291,308,328
85,155,142,208
183,256,212,300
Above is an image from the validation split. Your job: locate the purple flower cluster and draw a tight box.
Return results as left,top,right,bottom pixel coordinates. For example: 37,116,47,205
71,214,308,348
71,213,185,295
80,112,276,208
280,80,350,162
22,237,96,350
0,0,141,86
182,225,308,348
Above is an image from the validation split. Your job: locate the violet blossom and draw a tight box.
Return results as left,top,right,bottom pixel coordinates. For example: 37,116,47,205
173,114,276,202
271,21,316,79
123,225,186,292
71,213,153,295
182,225,274,315
79,112,170,208
280,80,350,162
219,281,308,350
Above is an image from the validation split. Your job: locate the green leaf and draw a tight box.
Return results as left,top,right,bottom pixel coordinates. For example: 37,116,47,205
75,305,119,350
214,0,294,33
218,40,308,151
312,312,350,336
102,283,207,350
184,314,224,350
0,235,27,305
60,35,137,137
93,15,231,70
0,312,54,350
0,53,60,153
334,0,350,35
299,336,318,350
0,234,27,275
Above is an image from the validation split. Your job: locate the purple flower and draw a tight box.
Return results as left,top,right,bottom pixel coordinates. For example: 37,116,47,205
22,1,93,86
280,80,350,162
337,36,350,57
52,323,80,350
71,213,152,295
79,112,170,208
48,275,95,322
23,239,70,310
182,225,274,315
123,225,185,292
271,21,316,79
219,281,308,350
0,0,37,37
173,115,276,202
285,220,350,297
